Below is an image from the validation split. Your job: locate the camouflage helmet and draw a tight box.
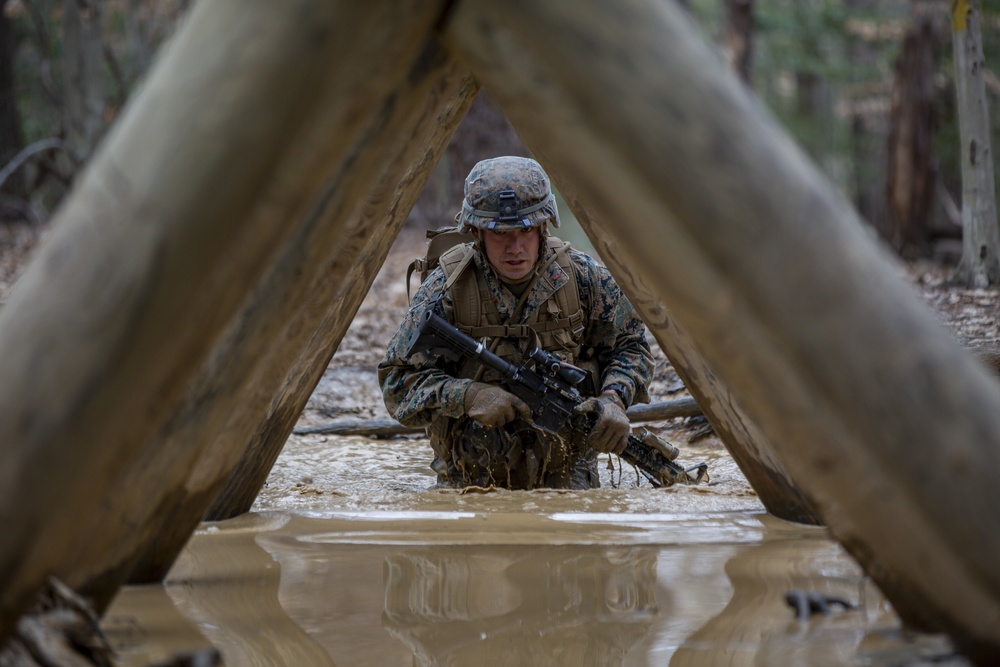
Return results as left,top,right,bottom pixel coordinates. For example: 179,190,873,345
458,156,561,232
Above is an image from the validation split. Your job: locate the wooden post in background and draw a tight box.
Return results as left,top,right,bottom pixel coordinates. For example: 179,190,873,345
444,0,1000,658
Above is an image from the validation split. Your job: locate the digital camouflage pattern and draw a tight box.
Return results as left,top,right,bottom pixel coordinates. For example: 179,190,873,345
378,239,654,489
458,156,561,231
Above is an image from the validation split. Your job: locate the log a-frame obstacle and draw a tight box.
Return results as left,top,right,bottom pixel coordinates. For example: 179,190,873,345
0,0,998,662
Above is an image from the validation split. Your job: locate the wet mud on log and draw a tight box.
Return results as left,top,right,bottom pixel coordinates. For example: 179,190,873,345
0,0,465,636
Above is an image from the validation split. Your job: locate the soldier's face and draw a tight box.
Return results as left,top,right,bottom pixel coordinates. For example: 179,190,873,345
476,226,541,282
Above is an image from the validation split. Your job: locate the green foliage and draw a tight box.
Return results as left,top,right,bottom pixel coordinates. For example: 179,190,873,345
684,0,1000,233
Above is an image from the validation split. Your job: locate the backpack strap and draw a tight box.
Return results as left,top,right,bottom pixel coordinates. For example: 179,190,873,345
547,238,585,340
439,243,480,330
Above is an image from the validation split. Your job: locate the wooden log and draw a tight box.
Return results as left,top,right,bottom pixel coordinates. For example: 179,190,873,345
0,0,457,632
123,50,475,581
294,419,424,438
202,65,478,523
291,397,703,437
627,396,702,422
564,206,823,524
443,0,1000,659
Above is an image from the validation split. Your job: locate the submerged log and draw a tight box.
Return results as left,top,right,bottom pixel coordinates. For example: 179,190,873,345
443,0,1000,659
292,397,703,438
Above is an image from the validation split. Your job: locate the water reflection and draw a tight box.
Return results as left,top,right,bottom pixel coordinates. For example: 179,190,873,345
671,521,871,666
381,545,659,666
104,510,969,666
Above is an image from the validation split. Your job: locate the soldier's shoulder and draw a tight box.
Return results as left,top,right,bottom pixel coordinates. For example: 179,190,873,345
565,247,615,286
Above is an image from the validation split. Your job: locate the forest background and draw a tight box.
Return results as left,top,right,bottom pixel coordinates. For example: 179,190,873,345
0,0,998,278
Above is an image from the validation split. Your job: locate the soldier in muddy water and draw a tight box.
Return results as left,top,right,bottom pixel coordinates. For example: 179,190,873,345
378,156,654,490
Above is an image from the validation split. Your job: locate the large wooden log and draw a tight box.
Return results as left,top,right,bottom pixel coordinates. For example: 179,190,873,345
123,49,473,582
201,79,481,522
0,0,455,634
175,47,476,534
443,0,1000,660
564,201,823,524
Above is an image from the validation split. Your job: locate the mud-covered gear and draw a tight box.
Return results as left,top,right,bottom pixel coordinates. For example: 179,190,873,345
575,393,630,455
405,309,705,487
434,419,599,490
463,381,531,427
458,156,561,232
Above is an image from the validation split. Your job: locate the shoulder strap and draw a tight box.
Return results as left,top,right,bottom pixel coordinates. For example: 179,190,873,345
439,243,480,330
549,238,585,338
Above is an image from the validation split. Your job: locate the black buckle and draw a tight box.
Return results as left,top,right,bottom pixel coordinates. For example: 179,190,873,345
496,189,519,221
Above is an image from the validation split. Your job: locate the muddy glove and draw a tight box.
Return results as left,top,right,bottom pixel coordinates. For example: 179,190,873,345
575,392,630,454
464,382,532,428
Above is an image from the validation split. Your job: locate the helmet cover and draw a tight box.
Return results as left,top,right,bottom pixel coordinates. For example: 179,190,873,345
458,156,561,231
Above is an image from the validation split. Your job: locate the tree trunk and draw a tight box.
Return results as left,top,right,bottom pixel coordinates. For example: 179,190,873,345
443,0,1000,659
845,0,890,236
790,4,836,168
0,0,456,637
723,0,754,87
60,0,105,166
0,0,25,210
886,4,941,258
950,0,1000,287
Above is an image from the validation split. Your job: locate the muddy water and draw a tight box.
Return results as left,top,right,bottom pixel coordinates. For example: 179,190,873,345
103,428,967,666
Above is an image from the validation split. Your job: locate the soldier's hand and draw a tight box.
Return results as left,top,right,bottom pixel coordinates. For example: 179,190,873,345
464,382,532,427
575,392,630,454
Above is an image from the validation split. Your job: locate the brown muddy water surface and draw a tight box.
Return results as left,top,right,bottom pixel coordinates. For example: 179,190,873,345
102,429,967,666
99,232,977,666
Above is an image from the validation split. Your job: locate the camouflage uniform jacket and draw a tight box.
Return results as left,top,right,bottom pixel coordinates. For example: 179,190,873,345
378,241,654,429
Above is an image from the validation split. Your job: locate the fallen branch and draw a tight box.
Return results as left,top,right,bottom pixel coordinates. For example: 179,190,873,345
294,418,423,438
292,396,703,438
0,138,66,191
625,395,701,422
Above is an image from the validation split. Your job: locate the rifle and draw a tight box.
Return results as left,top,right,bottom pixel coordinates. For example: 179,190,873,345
405,309,708,487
